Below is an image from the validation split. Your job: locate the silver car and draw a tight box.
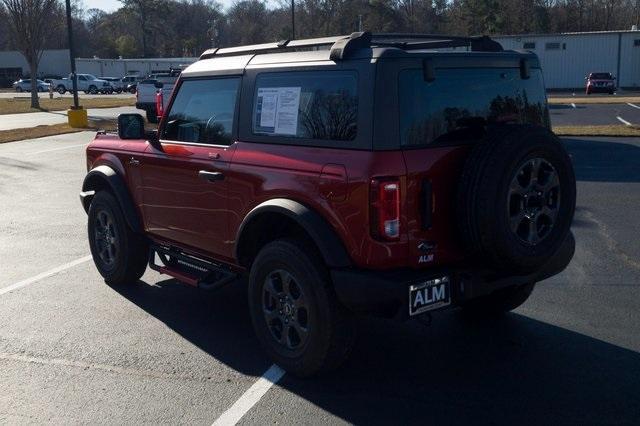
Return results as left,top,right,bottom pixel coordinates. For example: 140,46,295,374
13,78,51,92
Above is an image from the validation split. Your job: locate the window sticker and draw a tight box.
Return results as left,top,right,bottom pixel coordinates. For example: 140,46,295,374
256,87,301,136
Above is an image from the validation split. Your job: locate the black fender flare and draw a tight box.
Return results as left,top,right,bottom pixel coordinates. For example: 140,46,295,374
235,199,351,268
80,165,143,233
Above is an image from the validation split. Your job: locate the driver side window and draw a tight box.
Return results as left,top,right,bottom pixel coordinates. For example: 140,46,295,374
161,77,240,146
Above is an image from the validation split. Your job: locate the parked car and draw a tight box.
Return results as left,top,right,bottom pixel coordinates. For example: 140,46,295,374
135,74,178,123
12,78,50,92
121,75,142,93
80,33,576,377
99,77,124,94
51,73,113,94
586,72,616,94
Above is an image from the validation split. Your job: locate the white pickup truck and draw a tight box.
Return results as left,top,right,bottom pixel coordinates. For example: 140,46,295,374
52,73,114,95
135,74,177,123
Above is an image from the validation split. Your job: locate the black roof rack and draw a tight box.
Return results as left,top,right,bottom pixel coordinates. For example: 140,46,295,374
199,32,503,61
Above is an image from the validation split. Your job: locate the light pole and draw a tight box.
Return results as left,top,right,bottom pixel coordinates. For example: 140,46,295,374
291,0,295,39
65,0,78,109
65,0,87,127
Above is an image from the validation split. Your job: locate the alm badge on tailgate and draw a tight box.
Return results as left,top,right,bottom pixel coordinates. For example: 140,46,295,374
409,276,451,316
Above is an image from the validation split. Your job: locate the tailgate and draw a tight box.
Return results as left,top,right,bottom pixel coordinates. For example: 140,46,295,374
402,146,470,268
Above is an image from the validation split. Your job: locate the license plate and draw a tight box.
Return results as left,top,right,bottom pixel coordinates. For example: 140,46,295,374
409,276,451,316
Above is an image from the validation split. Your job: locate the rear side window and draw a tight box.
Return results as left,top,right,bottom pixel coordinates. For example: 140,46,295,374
252,70,357,141
162,77,240,145
398,68,548,147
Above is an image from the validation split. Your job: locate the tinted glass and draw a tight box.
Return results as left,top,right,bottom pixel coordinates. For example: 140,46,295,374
590,73,612,79
253,71,357,141
161,77,239,145
399,68,548,147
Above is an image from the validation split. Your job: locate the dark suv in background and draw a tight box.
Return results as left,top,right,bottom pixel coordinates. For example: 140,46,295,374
80,32,576,376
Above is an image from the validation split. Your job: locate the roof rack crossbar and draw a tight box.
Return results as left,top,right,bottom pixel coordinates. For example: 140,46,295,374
199,35,345,60
199,32,502,61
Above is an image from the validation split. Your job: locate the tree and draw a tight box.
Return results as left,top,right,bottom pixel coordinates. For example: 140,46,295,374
1,0,58,108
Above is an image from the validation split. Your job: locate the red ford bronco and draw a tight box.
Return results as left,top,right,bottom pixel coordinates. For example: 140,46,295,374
81,33,576,377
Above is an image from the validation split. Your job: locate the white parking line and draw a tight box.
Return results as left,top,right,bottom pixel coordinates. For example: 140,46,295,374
212,364,285,426
571,103,577,109
616,116,633,126
0,255,92,296
29,143,88,155
627,102,640,110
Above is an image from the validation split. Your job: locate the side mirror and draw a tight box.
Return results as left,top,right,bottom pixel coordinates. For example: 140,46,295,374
117,114,145,139
154,81,164,89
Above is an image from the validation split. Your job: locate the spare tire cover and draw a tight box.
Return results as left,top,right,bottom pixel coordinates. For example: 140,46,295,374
457,124,576,272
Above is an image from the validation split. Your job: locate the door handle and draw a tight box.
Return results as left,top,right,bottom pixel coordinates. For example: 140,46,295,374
129,157,140,166
198,170,224,182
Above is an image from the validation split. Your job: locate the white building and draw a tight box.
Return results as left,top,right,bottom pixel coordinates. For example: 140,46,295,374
494,30,640,89
76,57,197,78
0,49,70,84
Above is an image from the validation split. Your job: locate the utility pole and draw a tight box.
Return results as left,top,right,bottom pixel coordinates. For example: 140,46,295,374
65,0,78,109
291,0,295,39
65,0,87,127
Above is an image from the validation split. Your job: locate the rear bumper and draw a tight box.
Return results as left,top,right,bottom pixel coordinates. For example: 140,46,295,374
331,232,575,320
587,85,615,93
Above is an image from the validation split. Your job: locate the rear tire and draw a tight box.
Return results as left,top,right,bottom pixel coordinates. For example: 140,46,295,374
88,191,148,285
57,85,66,94
88,85,98,95
462,283,536,316
248,239,354,377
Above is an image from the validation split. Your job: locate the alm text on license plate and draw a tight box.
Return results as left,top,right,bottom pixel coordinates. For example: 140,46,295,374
409,276,451,316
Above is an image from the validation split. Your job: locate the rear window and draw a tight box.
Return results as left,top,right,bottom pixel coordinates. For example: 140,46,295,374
398,68,548,147
252,70,358,142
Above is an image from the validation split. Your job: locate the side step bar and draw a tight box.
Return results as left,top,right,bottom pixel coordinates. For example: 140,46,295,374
148,245,237,290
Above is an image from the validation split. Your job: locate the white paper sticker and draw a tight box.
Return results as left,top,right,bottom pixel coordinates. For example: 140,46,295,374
256,86,301,136
257,88,278,128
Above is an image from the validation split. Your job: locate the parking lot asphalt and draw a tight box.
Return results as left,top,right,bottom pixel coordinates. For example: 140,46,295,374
549,102,640,126
0,133,639,424
0,106,138,131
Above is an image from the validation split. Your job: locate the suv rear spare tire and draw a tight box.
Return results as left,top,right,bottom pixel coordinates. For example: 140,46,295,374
457,125,576,272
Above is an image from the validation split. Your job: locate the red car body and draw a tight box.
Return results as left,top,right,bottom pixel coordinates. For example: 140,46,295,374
586,72,616,94
85,134,469,271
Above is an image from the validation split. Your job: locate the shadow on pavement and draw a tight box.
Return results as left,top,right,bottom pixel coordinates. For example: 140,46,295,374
562,137,640,183
114,278,640,425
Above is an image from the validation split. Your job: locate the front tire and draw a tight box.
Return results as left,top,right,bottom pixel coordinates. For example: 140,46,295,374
57,85,66,94
16,86,23,92
248,239,354,377
88,191,148,285
462,283,536,316
88,85,98,94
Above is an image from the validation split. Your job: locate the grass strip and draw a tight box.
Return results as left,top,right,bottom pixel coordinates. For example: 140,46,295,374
0,97,135,115
548,96,640,105
553,124,640,137
0,118,118,144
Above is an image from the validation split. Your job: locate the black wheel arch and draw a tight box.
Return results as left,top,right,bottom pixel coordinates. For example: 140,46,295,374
80,165,143,233
235,199,351,269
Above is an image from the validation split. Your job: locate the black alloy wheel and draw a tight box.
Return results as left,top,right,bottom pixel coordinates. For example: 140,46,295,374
262,269,310,353
508,157,560,245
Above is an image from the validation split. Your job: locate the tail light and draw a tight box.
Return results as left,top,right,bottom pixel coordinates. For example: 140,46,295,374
371,178,401,240
155,90,164,120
